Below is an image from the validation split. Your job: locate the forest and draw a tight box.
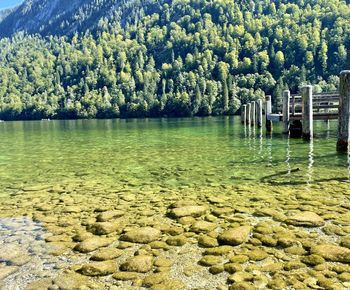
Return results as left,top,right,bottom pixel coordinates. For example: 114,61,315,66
0,0,349,120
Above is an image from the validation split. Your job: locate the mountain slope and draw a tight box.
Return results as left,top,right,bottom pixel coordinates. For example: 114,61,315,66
0,0,139,37
0,0,349,120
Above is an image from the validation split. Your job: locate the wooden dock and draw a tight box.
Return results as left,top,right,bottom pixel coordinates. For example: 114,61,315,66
240,70,350,152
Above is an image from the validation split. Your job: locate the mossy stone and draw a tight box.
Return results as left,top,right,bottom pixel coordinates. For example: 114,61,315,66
198,255,222,266
198,235,219,248
301,254,325,266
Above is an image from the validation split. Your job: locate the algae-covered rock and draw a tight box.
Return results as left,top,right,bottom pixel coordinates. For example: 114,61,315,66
218,226,251,246
227,271,253,283
96,210,124,222
224,263,242,274
209,265,224,274
53,272,94,289
229,282,255,290
24,278,53,290
120,227,161,243
247,249,268,261
0,266,18,280
190,220,216,233
203,245,233,256
198,255,222,266
166,235,187,246
88,222,121,235
78,260,117,276
151,278,186,290
160,225,184,236
74,237,114,253
142,272,169,287
112,272,139,281
301,254,325,266
90,248,123,261
149,241,171,250
286,211,325,227
310,244,350,263
169,205,207,218
198,235,219,248
120,255,153,273
154,257,173,267
229,255,249,264
340,236,350,249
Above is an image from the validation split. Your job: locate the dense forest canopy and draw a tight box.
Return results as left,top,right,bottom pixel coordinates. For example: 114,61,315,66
0,0,349,120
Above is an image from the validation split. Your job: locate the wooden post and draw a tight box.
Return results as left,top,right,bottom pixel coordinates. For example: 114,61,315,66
302,85,313,140
283,90,290,134
337,70,350,152
291,95,296,116
250,101,256,126
265,95,272,132
256,99,263,128
241,104,247,124
247,103,251,125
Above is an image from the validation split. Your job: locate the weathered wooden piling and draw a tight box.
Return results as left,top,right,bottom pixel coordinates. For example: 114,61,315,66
302,85,313,140
283,90,290,134
241,104,247,124
265,95,272,132
256,99,263,128
337,70,350,152
250,101,256,126
247,103,251,125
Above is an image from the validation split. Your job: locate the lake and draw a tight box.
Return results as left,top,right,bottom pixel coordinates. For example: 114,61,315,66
0,117,349,289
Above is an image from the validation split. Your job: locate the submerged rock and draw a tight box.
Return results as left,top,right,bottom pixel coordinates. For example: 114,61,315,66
168,205,207,218
286,211,325,227
190,221,217,233
120,255,153,273
74,237,114,253
311,244,350,263
120,227,161,244
340,236,350,249
87,222,121,235
218,226,251,246
90,248,123,261
142,272,169,287
0,265,18,280
112,272,140,281
53,272,93,289
96,210,125,222
78,261,117,276
198,235,219,248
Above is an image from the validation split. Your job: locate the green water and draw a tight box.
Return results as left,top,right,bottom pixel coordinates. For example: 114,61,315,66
0,116,349,194
1,116,350,289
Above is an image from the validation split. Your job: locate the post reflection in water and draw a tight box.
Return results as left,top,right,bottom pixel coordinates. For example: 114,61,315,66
285,136,291,178
306,139,314,189
267,131,273,167
347,153,350,181
258,127,263,156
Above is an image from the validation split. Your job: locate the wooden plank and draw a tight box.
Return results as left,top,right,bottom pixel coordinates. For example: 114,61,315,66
267,113,282,122
291,113,338,121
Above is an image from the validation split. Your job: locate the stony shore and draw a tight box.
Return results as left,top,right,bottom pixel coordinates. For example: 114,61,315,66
0,179,350,289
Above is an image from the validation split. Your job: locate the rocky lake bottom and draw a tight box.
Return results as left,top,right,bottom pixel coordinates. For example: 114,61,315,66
0,117,349,289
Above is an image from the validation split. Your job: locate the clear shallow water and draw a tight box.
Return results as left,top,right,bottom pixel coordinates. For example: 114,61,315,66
0,116,349,193
0,116,350,289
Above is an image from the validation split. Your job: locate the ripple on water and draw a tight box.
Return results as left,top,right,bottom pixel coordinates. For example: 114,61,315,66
0,217,58,290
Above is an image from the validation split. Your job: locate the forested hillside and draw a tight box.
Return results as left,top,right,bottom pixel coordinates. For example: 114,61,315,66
0,0,349,120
